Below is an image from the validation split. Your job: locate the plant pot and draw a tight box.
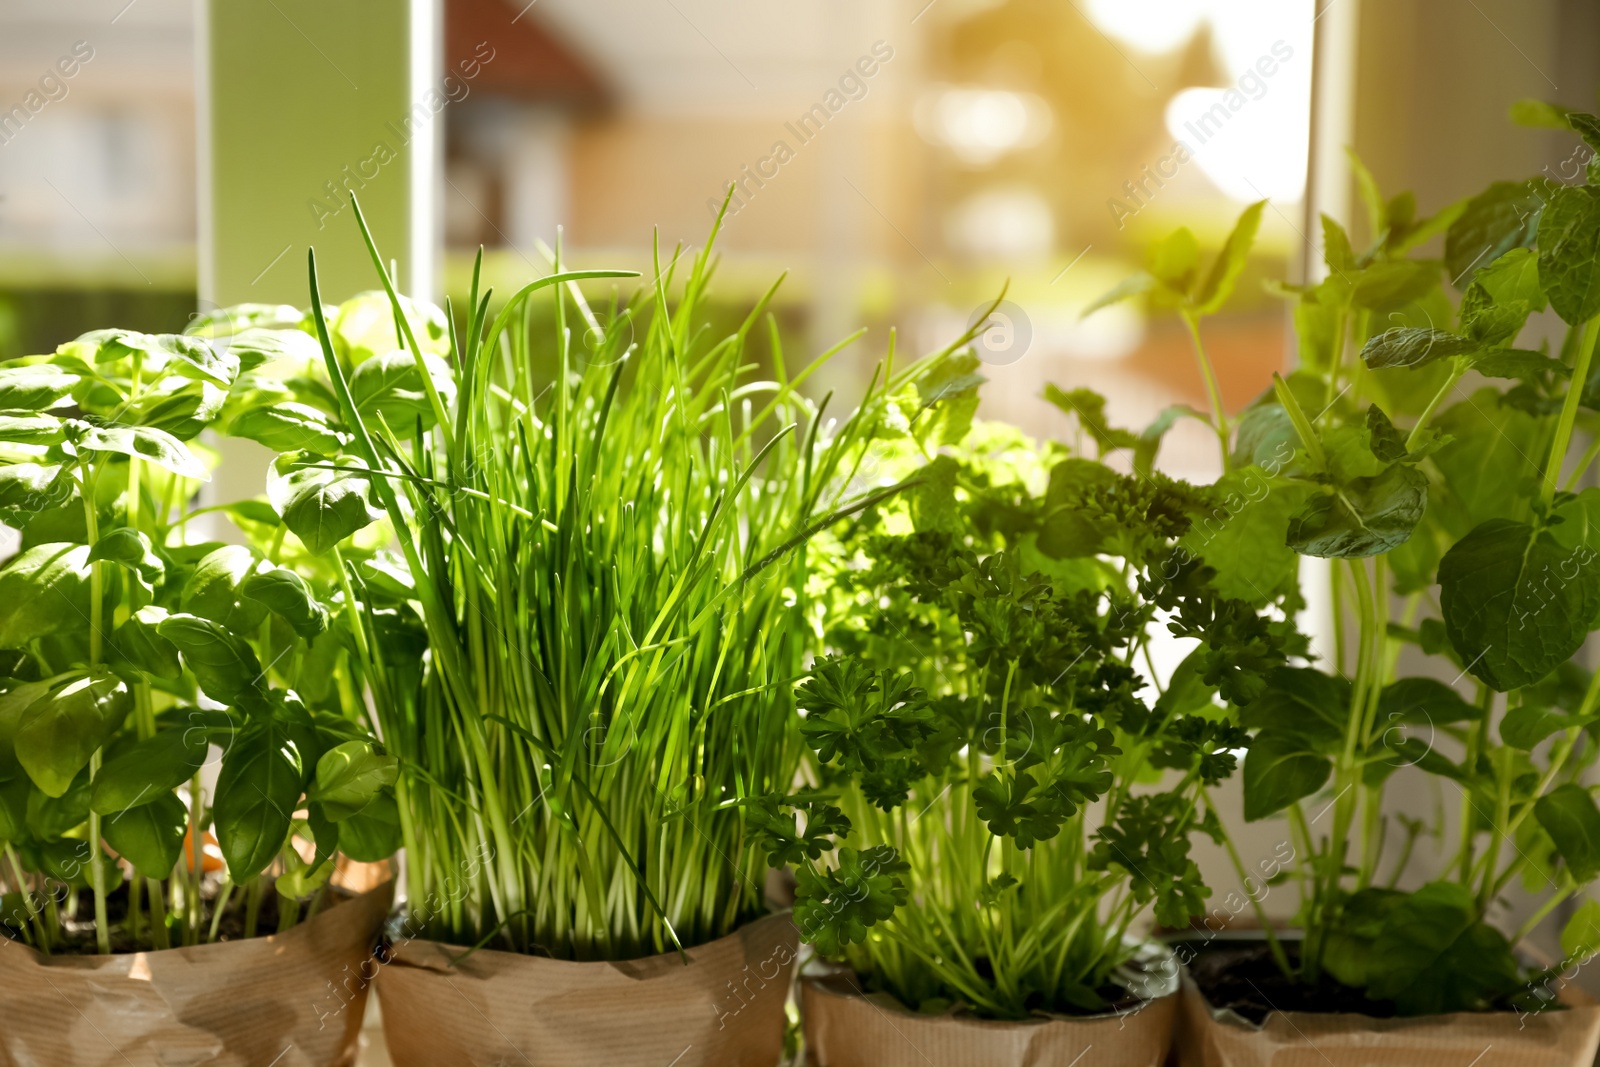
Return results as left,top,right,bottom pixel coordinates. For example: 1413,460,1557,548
376,910,797,1067
1173,935,1600,1067
0,882,391,1067
799,953,1179,1067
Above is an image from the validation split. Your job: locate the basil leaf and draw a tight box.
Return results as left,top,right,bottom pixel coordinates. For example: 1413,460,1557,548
1239,667,1350,747
15,670,130,797
1535,784,1600,881
348,350,455,431
102,791,187,879
26,767,91,839
335,791,402,862
180,544,266,633
88,528,164,588
111,605,182,680
0,463,73,524
76,424,210,482
213,719,305,879
0,543,91,649
268,457,383,556
90,729,208,815
310,739,398,821
240,568,328,640
227,402,344,454
0,413,65,445
156,613,267,709
0,365,80,410
1439,519,1600,692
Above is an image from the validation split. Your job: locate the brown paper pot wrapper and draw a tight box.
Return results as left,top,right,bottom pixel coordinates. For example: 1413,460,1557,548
377,910,798,1067
1175,968,1600,1067
800,957,1179,1066
0,882,391,1067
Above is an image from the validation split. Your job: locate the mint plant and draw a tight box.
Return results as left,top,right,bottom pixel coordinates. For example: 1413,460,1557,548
1094,107,1600,1016
0,309,397,954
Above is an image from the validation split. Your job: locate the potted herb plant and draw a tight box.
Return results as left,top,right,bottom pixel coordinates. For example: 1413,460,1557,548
260,198,978,1066
782,368,1296,1066
0,310,398,1065
1095,108,1600,1066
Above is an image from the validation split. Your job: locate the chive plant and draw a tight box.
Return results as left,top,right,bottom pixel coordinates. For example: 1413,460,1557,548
290,199,973,959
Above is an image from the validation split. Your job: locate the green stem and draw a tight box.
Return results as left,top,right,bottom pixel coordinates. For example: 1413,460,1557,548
1406,359,1466,450
6,844,48,952
147,878,170,950
1542,315,1600,507
1182,311,1231,472
1513,885,1573,945
1203,786,1292,978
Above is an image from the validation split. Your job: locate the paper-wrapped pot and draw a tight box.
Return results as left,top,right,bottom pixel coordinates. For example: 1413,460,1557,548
0,882,391,1067
800,954,1179,1067
376,910,798,1067
1175,962,1600,1067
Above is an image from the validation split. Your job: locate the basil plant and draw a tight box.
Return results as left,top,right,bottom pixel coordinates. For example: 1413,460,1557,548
1093,105,1600,1017
0,307,397,955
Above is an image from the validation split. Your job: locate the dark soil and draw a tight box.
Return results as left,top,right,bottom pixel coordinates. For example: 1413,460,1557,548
4,882,286,956
1183,940,1397,1024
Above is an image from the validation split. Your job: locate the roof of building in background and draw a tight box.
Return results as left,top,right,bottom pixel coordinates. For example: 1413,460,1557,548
448,0,611,111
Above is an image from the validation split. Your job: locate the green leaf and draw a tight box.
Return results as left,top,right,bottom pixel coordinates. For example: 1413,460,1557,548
1536,785,1600,881
1444,179,1548,287
102,792,187,879
1537,184,1600,325
1242,731,1331,822
1359,327,1477,370
1321,214,1355,274
1432,392,1542,532
240,568,329,639
226,402,344,454
268,457,383,556
1239,667,1350,747
1377,677,1479,726
1438,520,1600,691
0,543,91,649
1286,464,1428,558
91,729,208,815
180,544,266,633
1082,272,1156,318
0,412,65,445
1148,227,1199,290
76,424,210,482
1501,704,1587,750
348,350,455,431
223,326,322,370
88,528,164,588
1510,98,1574,129
793,844,909,956
1192,200,1267,315
1472,349,1567,381
310,739,397,821
15,670,130,797
0,365,80,410
26,767,91,839
1560,898,1600,962
111,605,182,680
1182,467,1308,605
0,463,72,524
1349,260,1440,313
213,719,305,878
336,791,402,862
156,334,239,387
1367,882,1523,1014
156,613,267,708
